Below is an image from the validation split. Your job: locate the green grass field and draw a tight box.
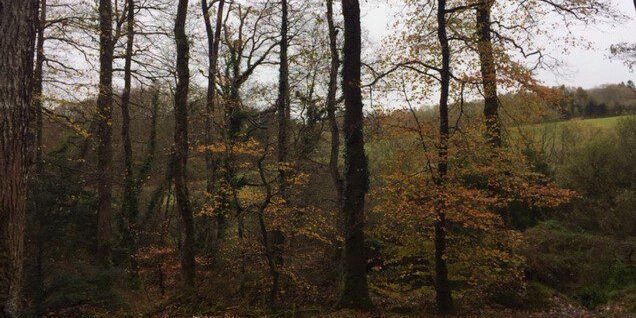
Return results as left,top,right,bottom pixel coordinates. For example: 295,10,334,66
510,115,635,164
528,115,634,130
514,115,634,141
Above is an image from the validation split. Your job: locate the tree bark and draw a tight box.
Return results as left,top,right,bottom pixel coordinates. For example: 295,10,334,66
337,0,373,310
174,0,195,290
96,0,114,266
326,0,343,210
476,0,501,147
435,0,453,313
0,0,36,316
30,0,47,313
33,0,45,168
277,0,290,199
120,0,140,286
202,0,226,241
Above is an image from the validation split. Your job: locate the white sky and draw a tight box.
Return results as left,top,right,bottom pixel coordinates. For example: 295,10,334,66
361,0,636,89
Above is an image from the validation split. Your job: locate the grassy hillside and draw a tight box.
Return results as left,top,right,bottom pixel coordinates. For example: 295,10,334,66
526,115,634,131
511,115,635,164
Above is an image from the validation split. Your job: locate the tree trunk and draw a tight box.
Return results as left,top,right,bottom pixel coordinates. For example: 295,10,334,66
277,0,290,199
435,0,453,313
336,0,373,310
0,0,36,316
476,0,501,147
326,0,343,210
257,207,280,311
31,0,47,313
120,0,139,287
33,0,45,168
202,0,226,242
96,0,114,266
174,0,195,290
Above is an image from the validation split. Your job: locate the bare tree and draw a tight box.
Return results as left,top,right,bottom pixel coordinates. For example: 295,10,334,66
96,0,115,266
202,0,226,242
434,0,453,313
337,0,373,310
120,0,140,286
277,0,290,198
326,0,343,209
174,0,195,290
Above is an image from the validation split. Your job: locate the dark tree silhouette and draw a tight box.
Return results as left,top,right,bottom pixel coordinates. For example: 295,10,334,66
174,0,195,290
120,0,140,286
277,0,290,199
337,0,373,310
202,0,226,242
326,0,343,209
434,0,453,313
96,0,114,266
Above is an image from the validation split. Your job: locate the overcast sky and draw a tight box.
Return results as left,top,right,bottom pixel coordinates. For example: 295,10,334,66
360,0,636,89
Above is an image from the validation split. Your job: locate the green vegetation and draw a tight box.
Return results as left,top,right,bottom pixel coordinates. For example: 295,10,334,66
528,115,634,131
519,116,636,313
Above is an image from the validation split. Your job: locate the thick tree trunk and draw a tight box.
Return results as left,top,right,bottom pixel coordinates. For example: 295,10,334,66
33,0,45,167
326,0,343,210
0,0,36,316
30,0,47,313
277,0,290,199
30,0,47,317
120,0,139,286
337,0,373,310
202,0,226,242
174,0,195,290
435,0,453,313
476,0,501,147
96,0,114,266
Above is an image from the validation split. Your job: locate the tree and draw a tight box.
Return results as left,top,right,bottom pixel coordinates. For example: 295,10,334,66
277,0,291,199
213,3,280,284
326,0,343,209
0,0,36,315
33,0,46,169
202,0,226,242
174,0,195,289
96,0,115,266
611,42,636,71
475,0,501,147
434,0,453,312
337,0,373,310
120,0,140,286
30,0,47,313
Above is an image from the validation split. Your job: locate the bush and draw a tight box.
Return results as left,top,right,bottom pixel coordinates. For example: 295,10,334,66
523,221,636,310
555,116,636,236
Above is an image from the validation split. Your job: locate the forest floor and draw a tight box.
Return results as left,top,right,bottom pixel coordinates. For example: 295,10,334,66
305,300,631,318
145,297,634,318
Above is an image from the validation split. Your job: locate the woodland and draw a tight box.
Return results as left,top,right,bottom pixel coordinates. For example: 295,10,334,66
0,0,635,317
